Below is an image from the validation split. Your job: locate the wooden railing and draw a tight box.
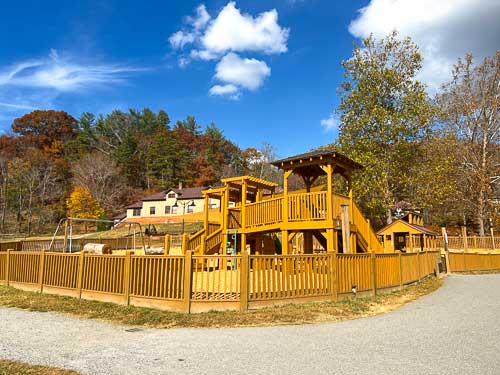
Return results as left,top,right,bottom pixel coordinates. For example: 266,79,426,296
188,229,204,251
448,252,500,272
245,197,283,228
0,250,440,313
249,255,331,300
436,236,500,250
288,191,327,221
205,228,223,253
352,201,384,252
228,208,241,229
332,192,350,219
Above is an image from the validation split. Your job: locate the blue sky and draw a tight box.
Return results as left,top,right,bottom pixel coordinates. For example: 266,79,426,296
0,0,498,158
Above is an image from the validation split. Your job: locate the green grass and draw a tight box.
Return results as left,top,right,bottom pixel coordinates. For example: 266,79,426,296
0,277,441,329
0,359,78,375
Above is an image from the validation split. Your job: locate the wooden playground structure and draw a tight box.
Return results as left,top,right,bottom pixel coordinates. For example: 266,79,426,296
184,149,383,256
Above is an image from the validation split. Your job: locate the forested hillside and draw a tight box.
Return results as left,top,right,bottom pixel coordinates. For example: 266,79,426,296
0,109,276,234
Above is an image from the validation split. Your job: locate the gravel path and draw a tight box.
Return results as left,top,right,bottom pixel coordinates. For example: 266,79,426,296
1,274,500,375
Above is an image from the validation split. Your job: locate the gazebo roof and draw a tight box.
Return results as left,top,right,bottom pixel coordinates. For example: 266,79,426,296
272,148,363,179
221,175,278,190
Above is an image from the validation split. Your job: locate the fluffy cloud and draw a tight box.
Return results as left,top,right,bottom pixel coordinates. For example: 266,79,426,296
214,53,270,91
349,0,500,91
169,2,288,98
208,84,240,99
200,2,289,56
320,112,340,132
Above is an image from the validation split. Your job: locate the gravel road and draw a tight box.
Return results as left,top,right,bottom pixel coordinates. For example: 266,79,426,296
1,274,500,375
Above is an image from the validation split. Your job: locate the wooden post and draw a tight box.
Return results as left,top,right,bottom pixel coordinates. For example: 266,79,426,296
76,251,85,299
123,251,132,306
281,230,289,255
371,252,377,296
341,204,351,253
5,249,10,286
183,251,193,313
181,233,189,254
240,251,249,311
330,252,338,301
38,250,46,292
416,251,421,280
164,234,171,255
409,234,414,252
62,219,69,253
473,235,477,250
492,227,496,251
203,195,209,232
200,234,207,255
398,252,403,290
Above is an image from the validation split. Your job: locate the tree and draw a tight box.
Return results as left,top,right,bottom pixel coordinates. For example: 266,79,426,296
72,153,129,215
11,110,78,154
67,187,104,221
335,31,436,226
438,52,500,235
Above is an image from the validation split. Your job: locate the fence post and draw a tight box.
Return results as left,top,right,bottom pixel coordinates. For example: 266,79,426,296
434,252,440,276
181,234,189,255
240,251,249,311
38,250,46,293
330,252,338,301
371,252,377,296
416,251,421,280
183,251,193,313
164,234,171,255
473,235,477,250
5,249,10,286
123,251,132,306
398,252,403,290
491,228,496,251
76,251,85,299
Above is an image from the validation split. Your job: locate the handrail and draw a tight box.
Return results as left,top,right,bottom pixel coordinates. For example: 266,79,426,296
245,197,283,228
288,191,327,222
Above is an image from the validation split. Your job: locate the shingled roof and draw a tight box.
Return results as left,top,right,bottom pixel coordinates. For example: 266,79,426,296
272,148,363,170
141,186,209,202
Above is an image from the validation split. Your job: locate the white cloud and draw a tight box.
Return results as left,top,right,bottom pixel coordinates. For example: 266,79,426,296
169,2,289,98
0,101,35,110
320,112,340,132
169,31,197,49
209,84,240,99
349,0,500,91
0,53,141,92
200,2,289,56
214,52,270,91
187,4,211,30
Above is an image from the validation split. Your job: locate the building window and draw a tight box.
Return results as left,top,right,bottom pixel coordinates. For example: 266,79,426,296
165,206,171,214
386,234,391,241
150,206,156,215
167,192,176,199
187,205,194,213
133,208,141,216
172,206,178,214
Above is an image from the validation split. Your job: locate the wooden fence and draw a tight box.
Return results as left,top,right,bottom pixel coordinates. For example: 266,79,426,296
0,237,145,253
0,250,439,313
436,236,500,250
448,252,500,273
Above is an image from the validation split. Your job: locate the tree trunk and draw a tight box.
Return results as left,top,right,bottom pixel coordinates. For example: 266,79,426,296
386,208,393,225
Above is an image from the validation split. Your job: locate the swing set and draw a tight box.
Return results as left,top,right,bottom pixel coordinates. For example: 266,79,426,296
50,217,146,253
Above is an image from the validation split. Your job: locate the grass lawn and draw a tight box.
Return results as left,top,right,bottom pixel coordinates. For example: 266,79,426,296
0,359,78,375
0,276,441,329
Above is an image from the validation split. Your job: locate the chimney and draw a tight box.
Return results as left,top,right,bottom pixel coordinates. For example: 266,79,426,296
178,182,183,190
